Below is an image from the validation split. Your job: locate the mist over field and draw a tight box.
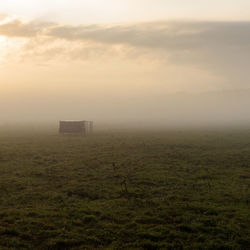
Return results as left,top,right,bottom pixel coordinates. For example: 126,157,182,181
0,1,250,249
1,15,250,128
0,88,250,128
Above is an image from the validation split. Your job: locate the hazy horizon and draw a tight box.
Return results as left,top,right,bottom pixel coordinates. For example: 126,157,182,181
1,1,250,127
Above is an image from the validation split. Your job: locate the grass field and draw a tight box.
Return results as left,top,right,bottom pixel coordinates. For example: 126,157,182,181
0,127,249,249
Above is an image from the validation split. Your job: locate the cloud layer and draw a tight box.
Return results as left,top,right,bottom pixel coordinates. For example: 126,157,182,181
1,16,250,125
1,16,250,87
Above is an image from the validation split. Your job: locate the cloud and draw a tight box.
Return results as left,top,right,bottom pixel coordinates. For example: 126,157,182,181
0,18,54,37
2,17,250,51
48,21,250,84
47,21,250,50
1,16,250,86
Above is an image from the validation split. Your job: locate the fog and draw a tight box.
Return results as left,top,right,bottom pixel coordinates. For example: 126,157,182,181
1,16,250,128
0,88,250,128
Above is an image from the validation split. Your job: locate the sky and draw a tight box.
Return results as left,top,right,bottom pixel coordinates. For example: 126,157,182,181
0,0,250,125
1,0,250,23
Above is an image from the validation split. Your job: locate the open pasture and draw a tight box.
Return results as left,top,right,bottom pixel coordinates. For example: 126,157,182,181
0,128,249,249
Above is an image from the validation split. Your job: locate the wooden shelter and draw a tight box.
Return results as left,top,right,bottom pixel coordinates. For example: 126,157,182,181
59,120,93,135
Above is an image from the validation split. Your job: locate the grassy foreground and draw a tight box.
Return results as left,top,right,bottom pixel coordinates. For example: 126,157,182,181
0,128,249,249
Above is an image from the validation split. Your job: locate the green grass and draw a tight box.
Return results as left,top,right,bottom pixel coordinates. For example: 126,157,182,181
0,128,249,249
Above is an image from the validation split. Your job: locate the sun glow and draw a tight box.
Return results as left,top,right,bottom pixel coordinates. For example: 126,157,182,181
0,36,8,63
0,35,28,66
0,15,23,65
